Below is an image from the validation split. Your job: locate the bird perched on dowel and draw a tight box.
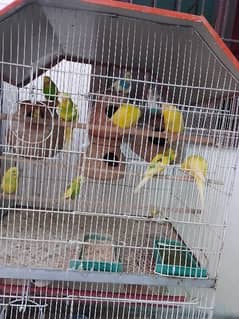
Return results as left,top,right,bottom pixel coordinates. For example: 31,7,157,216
1,167,19,194
134,148,176,193
181,155,208,210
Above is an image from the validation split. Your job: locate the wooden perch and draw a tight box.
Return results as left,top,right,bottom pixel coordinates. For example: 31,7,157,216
0,154,224,186
0,112,216,146
0,192,200,217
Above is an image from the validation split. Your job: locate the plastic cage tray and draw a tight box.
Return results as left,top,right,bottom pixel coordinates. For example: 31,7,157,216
153,239,208,278
69,233,123,272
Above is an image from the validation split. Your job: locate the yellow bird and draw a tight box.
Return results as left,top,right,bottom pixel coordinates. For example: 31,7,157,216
181,155,208,210
111,104,141,129
1,167,19,194
162,103,184,133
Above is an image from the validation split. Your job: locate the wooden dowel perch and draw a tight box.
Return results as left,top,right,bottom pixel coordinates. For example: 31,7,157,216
0,112,216,145
0,154,224,186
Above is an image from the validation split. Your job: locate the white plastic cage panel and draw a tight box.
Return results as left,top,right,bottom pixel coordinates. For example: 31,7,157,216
0,0,238,300
0,279,215,319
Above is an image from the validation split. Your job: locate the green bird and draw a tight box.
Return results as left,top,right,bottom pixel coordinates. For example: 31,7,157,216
43,76,59,102
64,177,82,200
59,94,78,146
1,167,19,194
59,94,78,122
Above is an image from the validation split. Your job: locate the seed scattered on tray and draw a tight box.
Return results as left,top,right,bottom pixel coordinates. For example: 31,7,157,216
82,242,115,262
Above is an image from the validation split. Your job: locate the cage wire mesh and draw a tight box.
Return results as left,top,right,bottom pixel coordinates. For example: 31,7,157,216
0,279,215,319
0,1,239,318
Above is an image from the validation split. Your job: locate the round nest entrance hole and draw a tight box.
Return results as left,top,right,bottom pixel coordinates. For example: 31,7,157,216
103,152,119,167
148,125,166,146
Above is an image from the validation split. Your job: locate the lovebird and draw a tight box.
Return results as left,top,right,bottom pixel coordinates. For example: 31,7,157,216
64,177,82,200
113,71,131,95
112,103,141,129
162,103,184,134
43,76,59,102
134,154,170,193
1,167,19,194
181,155,208,210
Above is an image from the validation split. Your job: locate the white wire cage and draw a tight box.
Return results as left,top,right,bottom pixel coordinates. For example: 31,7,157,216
0,279,215,319
0,1,239,318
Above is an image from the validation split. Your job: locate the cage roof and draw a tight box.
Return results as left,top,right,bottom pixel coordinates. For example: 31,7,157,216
0,0,238,89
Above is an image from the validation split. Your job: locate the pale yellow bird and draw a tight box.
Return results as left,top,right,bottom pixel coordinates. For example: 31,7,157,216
135,148,176,193
1,167,19,194
112,103,141,129
162,103,184,134
181,155,208,210
134,154,170,193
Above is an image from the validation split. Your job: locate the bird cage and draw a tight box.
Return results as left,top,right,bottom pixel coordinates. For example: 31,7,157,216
0,1,239,319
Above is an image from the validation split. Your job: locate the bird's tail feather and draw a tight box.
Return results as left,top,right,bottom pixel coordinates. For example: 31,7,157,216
195,172,206,211
134,176,150,193
64,127,72,147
